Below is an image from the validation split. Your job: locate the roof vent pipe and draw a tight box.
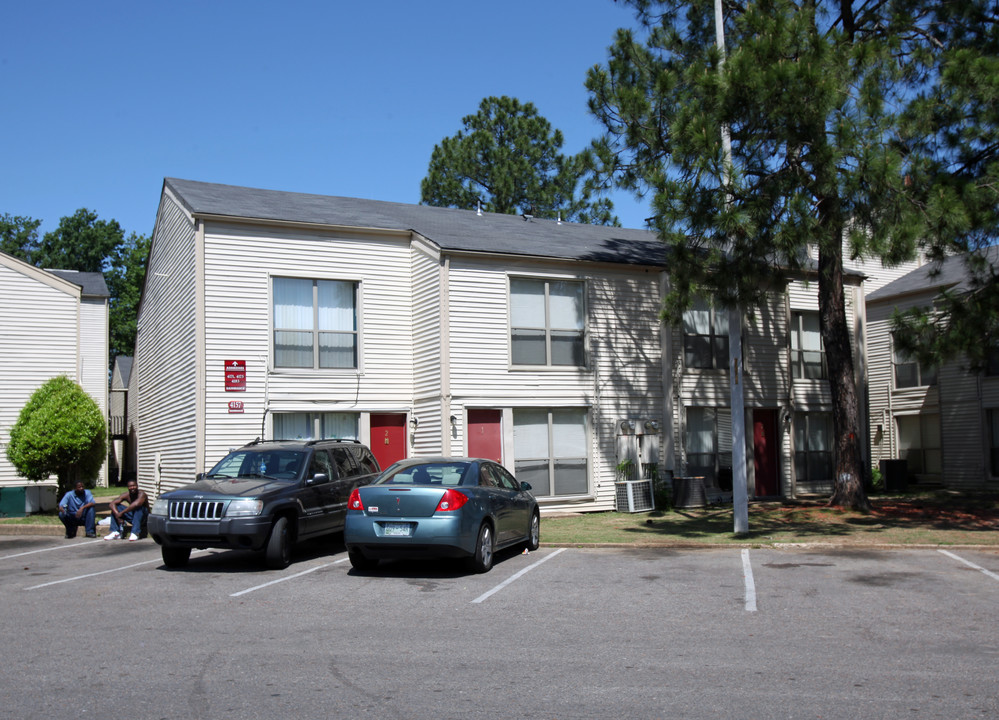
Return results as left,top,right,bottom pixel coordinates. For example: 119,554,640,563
476,200,482,216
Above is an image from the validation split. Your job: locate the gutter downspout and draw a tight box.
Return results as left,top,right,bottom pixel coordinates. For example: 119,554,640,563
440,254,452,456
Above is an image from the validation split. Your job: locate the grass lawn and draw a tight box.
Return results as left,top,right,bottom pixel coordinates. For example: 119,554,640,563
0,488,122,525
4,488,998,546
541,491,999,547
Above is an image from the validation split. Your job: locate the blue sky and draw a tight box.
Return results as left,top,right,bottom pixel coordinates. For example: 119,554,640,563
2,0,652,241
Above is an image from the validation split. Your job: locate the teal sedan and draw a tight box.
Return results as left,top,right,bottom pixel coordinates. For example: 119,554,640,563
343,458,540,573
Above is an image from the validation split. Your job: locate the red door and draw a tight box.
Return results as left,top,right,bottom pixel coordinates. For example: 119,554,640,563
370,414,407,471
467,410,502,462
753,409,779,497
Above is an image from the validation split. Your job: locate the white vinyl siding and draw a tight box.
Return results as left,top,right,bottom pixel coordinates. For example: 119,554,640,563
135,191,200,495
199,223,414,469
0,260,81,486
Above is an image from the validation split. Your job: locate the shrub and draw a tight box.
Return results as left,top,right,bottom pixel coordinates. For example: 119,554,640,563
6,376,106,497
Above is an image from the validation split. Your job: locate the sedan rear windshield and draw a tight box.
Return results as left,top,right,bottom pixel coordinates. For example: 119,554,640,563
379,463,471,487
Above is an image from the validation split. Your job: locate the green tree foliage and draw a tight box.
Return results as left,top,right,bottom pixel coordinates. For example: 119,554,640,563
2,207,149,363
585,0,994,509
6,376,107,497
35,208,125,272
105,231,151,360
0,213,42,262
421,96,618,225
889,4,999,370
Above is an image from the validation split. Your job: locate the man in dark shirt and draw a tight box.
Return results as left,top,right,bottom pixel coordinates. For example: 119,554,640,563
104,479,149,542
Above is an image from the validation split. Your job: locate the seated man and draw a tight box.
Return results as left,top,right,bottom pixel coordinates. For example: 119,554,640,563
104,479,149,542
58,481,97,538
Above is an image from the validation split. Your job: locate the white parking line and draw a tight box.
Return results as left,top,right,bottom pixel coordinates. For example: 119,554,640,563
25,557,163,590
472,548,566,604
0,539,98,562
230,558,348,597
742,548,757,612
938,549,999,583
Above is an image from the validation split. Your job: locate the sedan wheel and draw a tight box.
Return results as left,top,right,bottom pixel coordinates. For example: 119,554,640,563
527,510,540,551
468,522,494,573
348,548,379,572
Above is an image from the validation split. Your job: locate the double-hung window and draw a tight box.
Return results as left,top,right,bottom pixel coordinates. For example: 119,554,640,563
684,407,732,484
510,278,585,367
896,413,942,477
683,297,729,369
513,408,588,497
793,412,833,483
273,277,358,369
791,312,826,379
893,339,936,388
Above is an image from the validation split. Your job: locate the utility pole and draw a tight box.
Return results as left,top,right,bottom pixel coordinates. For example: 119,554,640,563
715,0,749,534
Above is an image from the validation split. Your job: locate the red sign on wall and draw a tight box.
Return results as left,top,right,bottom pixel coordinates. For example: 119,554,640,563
228,400,245,414
225,360,246,391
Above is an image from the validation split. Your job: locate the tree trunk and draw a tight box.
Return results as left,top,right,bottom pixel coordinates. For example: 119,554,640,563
817,221,870,511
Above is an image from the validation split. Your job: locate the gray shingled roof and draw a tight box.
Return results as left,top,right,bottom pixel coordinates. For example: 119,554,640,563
867,245,999,303
46,269,110,297
164,178,667,266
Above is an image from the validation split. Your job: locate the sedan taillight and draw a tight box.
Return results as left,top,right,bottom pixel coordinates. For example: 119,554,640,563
348,488,364,511
435,488,468,512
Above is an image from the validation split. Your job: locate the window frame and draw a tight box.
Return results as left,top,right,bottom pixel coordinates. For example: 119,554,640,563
509,276,587,369
682,297,730,370
895,413,942,478
512,407,590,499
271,412,359,441
790,311,827,380
683,407,732,485
272,276,361,371
892,337,937,389
792,412,834,484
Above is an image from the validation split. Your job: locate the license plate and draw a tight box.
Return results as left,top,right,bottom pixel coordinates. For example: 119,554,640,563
382,522,412,537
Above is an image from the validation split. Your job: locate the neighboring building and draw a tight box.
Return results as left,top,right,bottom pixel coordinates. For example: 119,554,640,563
135,178,870,511
867,248,999,490
109,355,135,485
0,253,110,489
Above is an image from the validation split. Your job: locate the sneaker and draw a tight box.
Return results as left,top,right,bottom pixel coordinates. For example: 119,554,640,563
128,533,139,542
104,531,120,541
85,532,97,538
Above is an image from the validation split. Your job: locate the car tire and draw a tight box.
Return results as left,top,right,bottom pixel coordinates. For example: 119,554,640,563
162,546,191,568
467,522,494,574
526,509,540,551
348,548,378,572
264,516,292,569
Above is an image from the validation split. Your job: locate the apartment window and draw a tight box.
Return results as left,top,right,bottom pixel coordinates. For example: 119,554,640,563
273,412,358,441
513,408,588,497
510,278,585,366
893,339,936,388
793,412,833,483
988,410,999,476
273,277,358,369
791,312,826,379
986,347,999,376
896,414,942,477
683,297,729,369
685,407,732,484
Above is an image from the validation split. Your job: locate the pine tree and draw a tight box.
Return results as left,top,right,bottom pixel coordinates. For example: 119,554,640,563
586,0,996,509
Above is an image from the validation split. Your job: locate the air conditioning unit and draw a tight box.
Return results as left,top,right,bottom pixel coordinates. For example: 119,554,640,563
615,479,655,513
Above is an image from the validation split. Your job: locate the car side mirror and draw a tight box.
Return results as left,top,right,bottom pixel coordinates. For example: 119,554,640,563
520,481,532,491
196,472,206,481
307,473,330,486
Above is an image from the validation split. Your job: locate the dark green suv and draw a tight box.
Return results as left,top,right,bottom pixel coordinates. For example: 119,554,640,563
148,439,380,569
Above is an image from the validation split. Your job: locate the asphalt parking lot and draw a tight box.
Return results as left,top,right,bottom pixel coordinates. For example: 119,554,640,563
1,535,997,719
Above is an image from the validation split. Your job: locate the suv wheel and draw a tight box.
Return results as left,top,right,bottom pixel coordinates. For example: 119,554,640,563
264,516,292,569
162,546,191,568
